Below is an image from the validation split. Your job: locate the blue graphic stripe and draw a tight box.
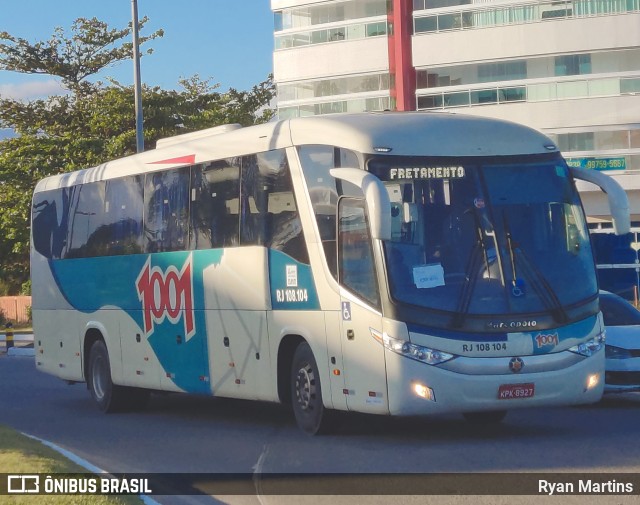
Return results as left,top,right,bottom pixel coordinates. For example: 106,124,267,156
49,250,224,395
268,250,320,310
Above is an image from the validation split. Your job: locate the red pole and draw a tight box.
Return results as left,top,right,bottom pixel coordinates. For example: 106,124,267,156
388,0,416,111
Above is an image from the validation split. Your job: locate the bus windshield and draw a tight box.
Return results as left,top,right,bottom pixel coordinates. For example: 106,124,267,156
368,155,597,321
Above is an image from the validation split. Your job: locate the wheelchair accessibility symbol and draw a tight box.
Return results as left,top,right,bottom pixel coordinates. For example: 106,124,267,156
342,302,352,321
511,279,526,298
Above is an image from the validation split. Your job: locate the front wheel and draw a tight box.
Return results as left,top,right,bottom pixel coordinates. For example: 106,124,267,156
290,342,334,435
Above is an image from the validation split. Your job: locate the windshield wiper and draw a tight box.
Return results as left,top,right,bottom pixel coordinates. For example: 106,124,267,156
515,247,568,324
452,243,483,328
452,210,495,328
502,212,568,324
502,212,519,293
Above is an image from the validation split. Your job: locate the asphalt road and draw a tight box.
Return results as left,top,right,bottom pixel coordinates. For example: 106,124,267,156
1,354,640,505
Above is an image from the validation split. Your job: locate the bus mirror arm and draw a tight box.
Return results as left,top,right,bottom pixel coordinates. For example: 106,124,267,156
329,168,392,240
570,167,630,235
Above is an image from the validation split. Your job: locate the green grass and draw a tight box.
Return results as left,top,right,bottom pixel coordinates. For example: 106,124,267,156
0,425,143,504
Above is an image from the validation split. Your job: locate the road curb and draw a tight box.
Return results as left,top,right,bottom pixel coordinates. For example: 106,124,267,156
21,432,161,505
7,347,35,357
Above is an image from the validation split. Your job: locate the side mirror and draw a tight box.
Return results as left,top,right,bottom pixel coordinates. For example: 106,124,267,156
570,167,630,235
329,168,391,240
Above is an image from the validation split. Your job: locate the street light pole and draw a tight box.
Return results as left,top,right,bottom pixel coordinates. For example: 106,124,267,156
131,0,144,153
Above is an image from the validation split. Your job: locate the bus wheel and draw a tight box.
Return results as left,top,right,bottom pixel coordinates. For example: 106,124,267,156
291,342,333,435
463,410,507,424
88,340,126,413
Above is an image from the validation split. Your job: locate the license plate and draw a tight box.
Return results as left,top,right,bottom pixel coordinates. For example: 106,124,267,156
498,383,535,400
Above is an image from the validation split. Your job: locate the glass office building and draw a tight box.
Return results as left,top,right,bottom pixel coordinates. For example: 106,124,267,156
272,0,640,298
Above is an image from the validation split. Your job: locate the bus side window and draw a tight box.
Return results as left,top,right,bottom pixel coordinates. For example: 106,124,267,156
338,198,379,307
67,182,106,258
32,188,71,260
191,159,240,250
103,176,144,256
240,154,267,246
144,168,190,253
298,145,361,278
258,150,309,264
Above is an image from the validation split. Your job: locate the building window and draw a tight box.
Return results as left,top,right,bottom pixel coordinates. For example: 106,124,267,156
275,0,387,31
278,73,390,103
413,0,471,9
556,132,595,152
555,54,592,76
278,96,391,119
413,0,640,34
478,61,527,83
274,11,283,32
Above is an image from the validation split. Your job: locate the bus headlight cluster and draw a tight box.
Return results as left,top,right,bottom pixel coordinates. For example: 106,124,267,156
568,332,605,357
378,331,455,365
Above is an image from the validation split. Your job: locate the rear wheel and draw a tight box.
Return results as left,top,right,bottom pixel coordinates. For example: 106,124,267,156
291,342,334,435
463,410,507,424
87,340,149,412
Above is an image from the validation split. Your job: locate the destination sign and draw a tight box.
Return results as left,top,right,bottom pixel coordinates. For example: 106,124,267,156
389,166,466,180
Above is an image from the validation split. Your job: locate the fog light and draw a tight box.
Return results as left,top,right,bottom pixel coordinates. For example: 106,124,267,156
586,373,600,391
413,383,436,402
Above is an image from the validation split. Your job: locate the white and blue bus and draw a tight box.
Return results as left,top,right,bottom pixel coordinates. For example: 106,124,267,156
31,112,629,434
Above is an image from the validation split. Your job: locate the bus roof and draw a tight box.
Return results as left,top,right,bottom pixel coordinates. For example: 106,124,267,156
34,111,557,192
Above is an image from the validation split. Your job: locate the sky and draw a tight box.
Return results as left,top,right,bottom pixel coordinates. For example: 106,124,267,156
0,0,275,100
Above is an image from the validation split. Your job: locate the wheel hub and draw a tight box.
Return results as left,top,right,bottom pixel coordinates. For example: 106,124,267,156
295,364,315,411
92,356,107,400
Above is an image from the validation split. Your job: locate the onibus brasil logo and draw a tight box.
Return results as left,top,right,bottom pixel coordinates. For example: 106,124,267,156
135,255,195,341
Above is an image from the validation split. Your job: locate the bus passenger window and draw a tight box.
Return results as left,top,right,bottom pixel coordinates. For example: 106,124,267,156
257,150,309,264
32,188,71,260
67,182,106,258
103,176,144,256
191,159,240,250
144,168,190,253
298,145,362,278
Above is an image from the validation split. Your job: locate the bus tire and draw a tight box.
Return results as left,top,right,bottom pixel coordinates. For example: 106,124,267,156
87,340,128,413
290,342,334,435
463,410,507,424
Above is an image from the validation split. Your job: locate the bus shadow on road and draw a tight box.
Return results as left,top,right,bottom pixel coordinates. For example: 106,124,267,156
143,392,296,429
134,391,597,443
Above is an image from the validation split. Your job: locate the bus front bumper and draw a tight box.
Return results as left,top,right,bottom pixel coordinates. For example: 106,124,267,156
385,349,604,416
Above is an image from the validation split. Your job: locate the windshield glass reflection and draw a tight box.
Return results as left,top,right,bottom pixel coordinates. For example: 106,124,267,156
368,155,597,321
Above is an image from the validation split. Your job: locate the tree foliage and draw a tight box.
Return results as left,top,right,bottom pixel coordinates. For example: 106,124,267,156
0,18,275,293
0,17,163,92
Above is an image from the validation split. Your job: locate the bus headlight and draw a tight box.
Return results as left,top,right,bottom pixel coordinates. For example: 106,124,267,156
568,333,605,357
372,330,455,365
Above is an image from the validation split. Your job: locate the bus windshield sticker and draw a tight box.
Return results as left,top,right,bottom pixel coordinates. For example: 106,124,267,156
413,264,445,289
389,166,465,181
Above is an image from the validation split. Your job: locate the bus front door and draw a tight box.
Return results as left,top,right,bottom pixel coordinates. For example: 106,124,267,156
337,198,388,414
339,298,388,414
